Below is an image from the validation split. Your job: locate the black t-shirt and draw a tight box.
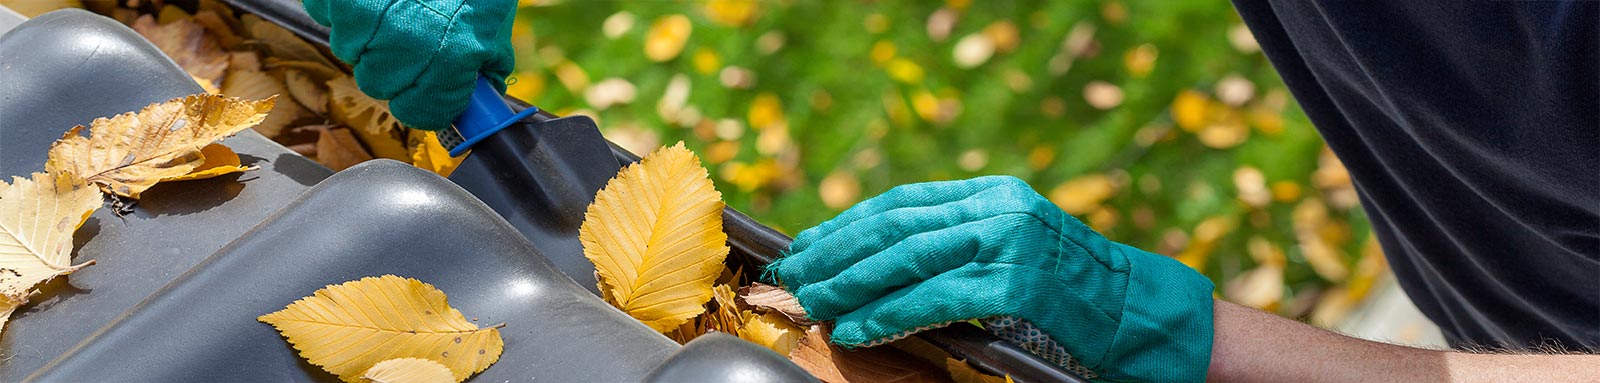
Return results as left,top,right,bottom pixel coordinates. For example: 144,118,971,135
1232,1,1598,350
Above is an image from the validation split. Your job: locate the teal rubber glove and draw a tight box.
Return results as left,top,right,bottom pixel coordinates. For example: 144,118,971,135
302,0,517,130
767,176,1214,382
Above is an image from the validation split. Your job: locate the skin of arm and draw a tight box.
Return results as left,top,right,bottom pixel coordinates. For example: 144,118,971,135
1206,300,1600,382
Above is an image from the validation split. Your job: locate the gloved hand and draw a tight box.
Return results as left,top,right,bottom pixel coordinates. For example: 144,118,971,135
766,176,1214,382
302,0,517,130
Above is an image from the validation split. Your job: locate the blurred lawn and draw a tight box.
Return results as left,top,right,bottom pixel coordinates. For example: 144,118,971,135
509,0,1382,324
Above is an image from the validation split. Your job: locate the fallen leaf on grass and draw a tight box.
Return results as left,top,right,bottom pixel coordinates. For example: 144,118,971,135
644,14,692,62
1047,174,1117,216
580,142,729,332
45,94,274,198
0,172,102,334
314,126,374,171
259,275,503,383
790,325,951,383
162,143,253,182
362,358,455,383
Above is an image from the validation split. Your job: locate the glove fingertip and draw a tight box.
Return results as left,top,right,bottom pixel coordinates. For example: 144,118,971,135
826,317,897,349
396,61,484,131
388,94,457,131
300,0,333,26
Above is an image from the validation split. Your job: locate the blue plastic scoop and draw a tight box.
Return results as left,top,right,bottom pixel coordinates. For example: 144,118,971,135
441,75,543,156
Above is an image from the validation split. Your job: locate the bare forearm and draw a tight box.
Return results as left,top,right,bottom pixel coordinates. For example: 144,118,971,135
1206,300,1599,382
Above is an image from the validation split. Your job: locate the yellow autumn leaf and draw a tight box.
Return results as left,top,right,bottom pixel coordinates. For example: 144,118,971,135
221,67,305,137
817,170,861,210
284,69,329,115
0,172,102,334
579,142,729,332
505,72,547,101
259,275,504,383
885,58,925,84
268,59,348,82
704,0,759,27
1047,174,1116,215
1027,146,1056,170
131,14,229,87
163,143,253,182
1171,90,1211,132
1198,119,1250,149
156,4,190,24
45,94,274,199
1224,263,1283,311
353,127,411,162
870,41,896,66
747,92,784,130
191,75,221,94
247,16,339,69
644,14,692,62
328,75,404,135
692,48,721,75
703,283,743,335
0,0,79,18
738,311,802,356
553,62,591,93
409,131,464,177
192,10,244,49
362,358,455,383
947,358,1011,383
982,21,1020,53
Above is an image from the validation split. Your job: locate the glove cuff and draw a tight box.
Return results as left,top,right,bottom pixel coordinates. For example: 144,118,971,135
1094,244,1214,382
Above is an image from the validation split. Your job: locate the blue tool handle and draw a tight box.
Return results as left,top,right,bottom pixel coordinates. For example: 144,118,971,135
448,75,541,156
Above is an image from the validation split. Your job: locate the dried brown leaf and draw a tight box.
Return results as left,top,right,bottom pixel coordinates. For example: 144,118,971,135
739,283,812,326
283,69,328,115
328,75,404,135
191,11,242,50
220,67,305,137
790,325,951,383
162,143,253,182
313,126,374,171
45,94,273,198
946,359,1010,383
131,14,228,86
246,14,338,68
267,58,347,82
